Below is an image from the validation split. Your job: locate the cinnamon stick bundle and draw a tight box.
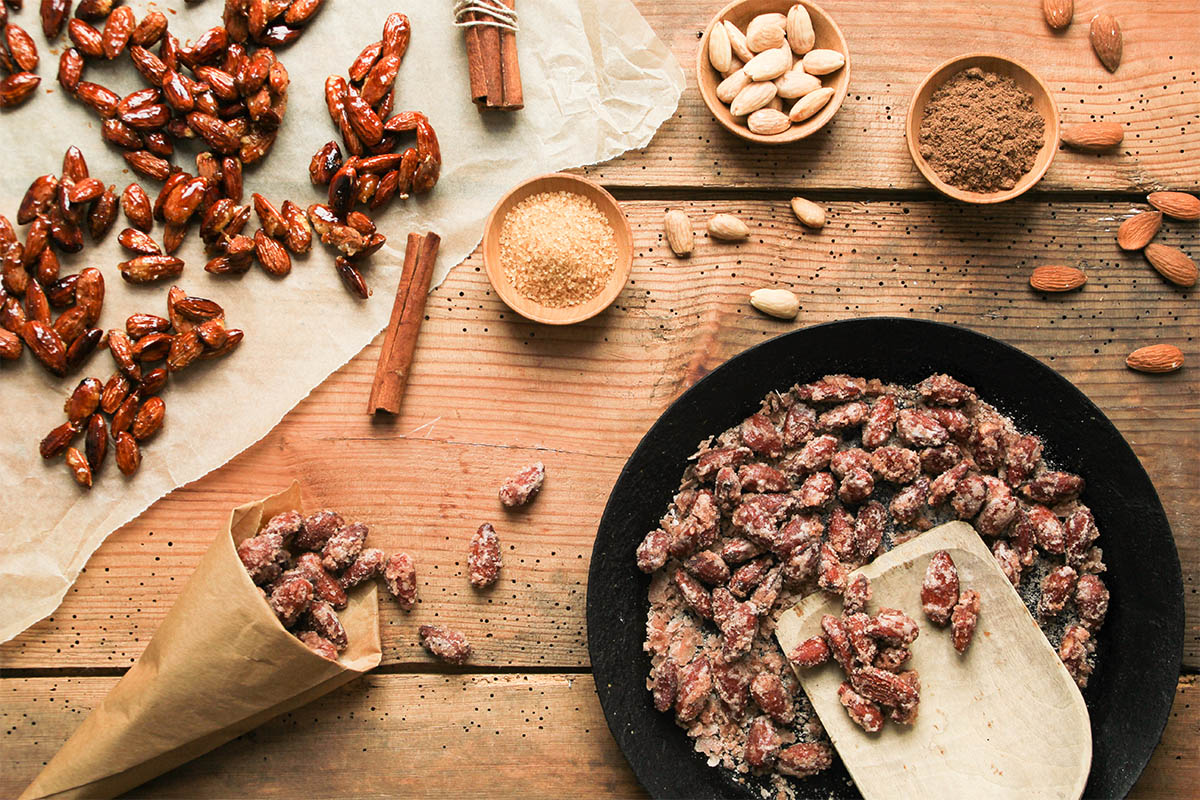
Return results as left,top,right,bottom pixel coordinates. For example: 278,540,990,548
367,232,440,415
461,0,523,111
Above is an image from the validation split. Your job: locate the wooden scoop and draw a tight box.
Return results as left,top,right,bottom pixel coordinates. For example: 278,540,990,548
774,521,1091,799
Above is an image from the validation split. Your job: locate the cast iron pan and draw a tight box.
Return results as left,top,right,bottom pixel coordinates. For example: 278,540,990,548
586,317,1183,799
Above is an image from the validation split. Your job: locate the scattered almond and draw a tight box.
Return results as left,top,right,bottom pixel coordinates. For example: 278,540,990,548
749,288,799,320
1089,13,1122,73
1147,191,1200,221
708,213,749,241
748,108,791,135
1060,121,1123,152
1116,211,1162,251
789,87,835,122
730,81,778,117
708,19,733,74
790,197,825,229
1144,243,1198,287
743,44,792,82
1029,265,1087,292
1126,344,1185,374
786,4,815,55
1043,0,1073,30
664,210,693,257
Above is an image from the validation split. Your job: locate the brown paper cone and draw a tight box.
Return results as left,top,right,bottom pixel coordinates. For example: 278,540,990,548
20,482,382,800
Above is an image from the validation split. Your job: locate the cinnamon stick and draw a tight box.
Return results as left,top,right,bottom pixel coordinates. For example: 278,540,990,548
368,232,440,415
478,12,504,108
463,10,488,105
497,0,523,110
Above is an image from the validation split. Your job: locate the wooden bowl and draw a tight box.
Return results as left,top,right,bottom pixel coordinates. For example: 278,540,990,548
482,173,632,325
906,54,1059,204
696,0,851,144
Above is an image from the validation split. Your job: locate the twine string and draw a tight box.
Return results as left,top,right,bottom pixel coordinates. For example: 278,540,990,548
452,0,519,32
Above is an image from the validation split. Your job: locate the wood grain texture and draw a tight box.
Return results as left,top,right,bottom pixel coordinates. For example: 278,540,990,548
582,1,1200,191
2,198,1195,670
1,674,1194,799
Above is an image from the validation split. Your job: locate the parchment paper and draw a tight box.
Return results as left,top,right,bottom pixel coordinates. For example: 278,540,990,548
0,0,684,643
19,482,383,800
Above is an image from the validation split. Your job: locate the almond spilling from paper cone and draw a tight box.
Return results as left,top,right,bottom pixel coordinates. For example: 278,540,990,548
1060,121,1123,152
1126,344,1184,374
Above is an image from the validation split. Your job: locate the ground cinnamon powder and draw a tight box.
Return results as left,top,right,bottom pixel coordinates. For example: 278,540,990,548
918,67,1046,193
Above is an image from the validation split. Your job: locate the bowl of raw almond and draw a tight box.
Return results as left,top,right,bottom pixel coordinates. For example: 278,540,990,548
697,0,850,144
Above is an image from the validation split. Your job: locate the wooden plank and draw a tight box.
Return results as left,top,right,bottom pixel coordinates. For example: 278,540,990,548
1,674,1194,799
0,673,645,799
583,0,1200,191
2,198,1195,670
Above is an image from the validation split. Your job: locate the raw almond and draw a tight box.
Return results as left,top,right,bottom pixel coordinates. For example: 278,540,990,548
790,197,825,229
717,68,752,104
1125,344,1184,374
1116,211,1162,250
730,80,777,117
1089,13,1121,73
1029,265,1087,292
1147,191,1200,221
774,66,821,99
743,44,791,82
1043,0,1072,30
1144,243,1198,287
724,20,754,64
802,49,844,76
747,108,791,135
664,210,693,257
786,4,815,55
1060,121,1123,152
749,288,799,320
745,14,786,53
788,86,835,122
708,213,749,241
708,20,733,74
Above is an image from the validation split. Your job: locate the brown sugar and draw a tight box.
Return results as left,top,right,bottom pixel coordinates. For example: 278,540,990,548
918,67,1046,193
499,191,617,308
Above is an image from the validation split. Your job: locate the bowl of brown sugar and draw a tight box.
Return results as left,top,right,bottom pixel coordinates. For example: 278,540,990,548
906,54,1059,203
483,173,633,325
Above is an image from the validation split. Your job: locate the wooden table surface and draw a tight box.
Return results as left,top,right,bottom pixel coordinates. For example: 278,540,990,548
3,1,1197,797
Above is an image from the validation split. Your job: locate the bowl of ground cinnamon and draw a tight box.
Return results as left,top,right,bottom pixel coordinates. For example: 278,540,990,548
906,54,1059,203
483,173,633,325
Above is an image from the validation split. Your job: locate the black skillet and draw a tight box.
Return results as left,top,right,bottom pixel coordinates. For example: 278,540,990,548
586,317,1183,799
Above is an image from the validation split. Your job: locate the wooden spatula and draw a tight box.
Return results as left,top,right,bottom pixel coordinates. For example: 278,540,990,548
774,521,1091,800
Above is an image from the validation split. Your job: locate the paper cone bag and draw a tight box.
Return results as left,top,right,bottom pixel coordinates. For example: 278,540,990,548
20,482,382,800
